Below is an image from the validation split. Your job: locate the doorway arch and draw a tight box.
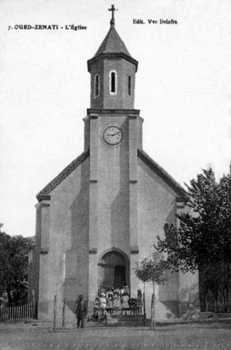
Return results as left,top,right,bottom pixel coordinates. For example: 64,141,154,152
98,248,129,290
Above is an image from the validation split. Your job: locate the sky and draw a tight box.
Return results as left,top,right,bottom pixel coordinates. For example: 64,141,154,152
0,0,230,237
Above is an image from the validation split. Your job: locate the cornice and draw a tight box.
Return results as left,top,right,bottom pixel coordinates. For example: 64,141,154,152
87,108,140,116
87,53,138,72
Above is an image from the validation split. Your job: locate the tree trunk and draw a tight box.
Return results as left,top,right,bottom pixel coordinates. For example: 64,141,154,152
151,281,156,330
205,292,208,312
198,267,206,311
6,287,12,306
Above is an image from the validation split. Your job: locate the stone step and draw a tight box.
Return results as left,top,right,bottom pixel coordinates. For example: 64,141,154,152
119,314,145,321
87,320,146,327
88,313,146,327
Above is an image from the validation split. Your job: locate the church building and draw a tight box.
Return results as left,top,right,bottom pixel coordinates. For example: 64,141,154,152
33,6,198,325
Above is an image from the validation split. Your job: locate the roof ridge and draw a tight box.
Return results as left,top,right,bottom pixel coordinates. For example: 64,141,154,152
37,150,89,201
138,149,187,200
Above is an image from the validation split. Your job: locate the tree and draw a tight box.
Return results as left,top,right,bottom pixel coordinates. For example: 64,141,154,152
156,168,231,311
0,232,33,305
135,252,168,329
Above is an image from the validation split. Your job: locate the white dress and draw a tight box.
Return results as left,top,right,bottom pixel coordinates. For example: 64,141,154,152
99,296,106,310
122,295,129,309
113,296,121,309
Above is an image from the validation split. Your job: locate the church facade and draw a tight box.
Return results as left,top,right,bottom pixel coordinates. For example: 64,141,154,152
33,9,198,325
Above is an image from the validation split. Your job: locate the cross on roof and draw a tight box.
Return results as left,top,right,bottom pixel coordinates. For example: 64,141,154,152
108,4,118,26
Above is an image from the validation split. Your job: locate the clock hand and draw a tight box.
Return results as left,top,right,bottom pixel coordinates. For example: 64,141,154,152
109,131,120,136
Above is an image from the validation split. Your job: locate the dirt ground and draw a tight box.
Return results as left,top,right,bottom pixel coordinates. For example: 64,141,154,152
1,322,231,350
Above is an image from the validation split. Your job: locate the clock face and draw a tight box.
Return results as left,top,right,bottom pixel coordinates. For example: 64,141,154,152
103,126,122,145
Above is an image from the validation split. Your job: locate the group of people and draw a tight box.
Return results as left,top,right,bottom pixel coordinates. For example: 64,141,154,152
93,286,143,321
74,288,144,327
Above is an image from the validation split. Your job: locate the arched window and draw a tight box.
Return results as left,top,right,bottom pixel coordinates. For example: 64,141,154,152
109,71,117,95
94,74,100,97
128,75,131,96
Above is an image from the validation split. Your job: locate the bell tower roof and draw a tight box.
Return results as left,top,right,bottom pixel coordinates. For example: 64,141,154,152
87,5,138,72
94,25,131,58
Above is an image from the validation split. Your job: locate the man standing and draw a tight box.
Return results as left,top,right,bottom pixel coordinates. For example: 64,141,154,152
74,294,88,328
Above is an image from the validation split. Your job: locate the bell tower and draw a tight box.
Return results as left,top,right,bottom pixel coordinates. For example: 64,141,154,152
85,5,143,303
87,5,138,110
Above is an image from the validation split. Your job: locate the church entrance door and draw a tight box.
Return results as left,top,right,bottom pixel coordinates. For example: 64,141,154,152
114,265,126,288
98,250,129,290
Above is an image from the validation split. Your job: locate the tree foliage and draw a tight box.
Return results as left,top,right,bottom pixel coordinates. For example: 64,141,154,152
0,232,33,305
135,252,168,285
156,168,231,310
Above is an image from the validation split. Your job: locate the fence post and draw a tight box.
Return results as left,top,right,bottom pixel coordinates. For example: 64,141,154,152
143,289,146,326
151,292,156,330
53,295,57,332
34,300,38,319
62,298,66,329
